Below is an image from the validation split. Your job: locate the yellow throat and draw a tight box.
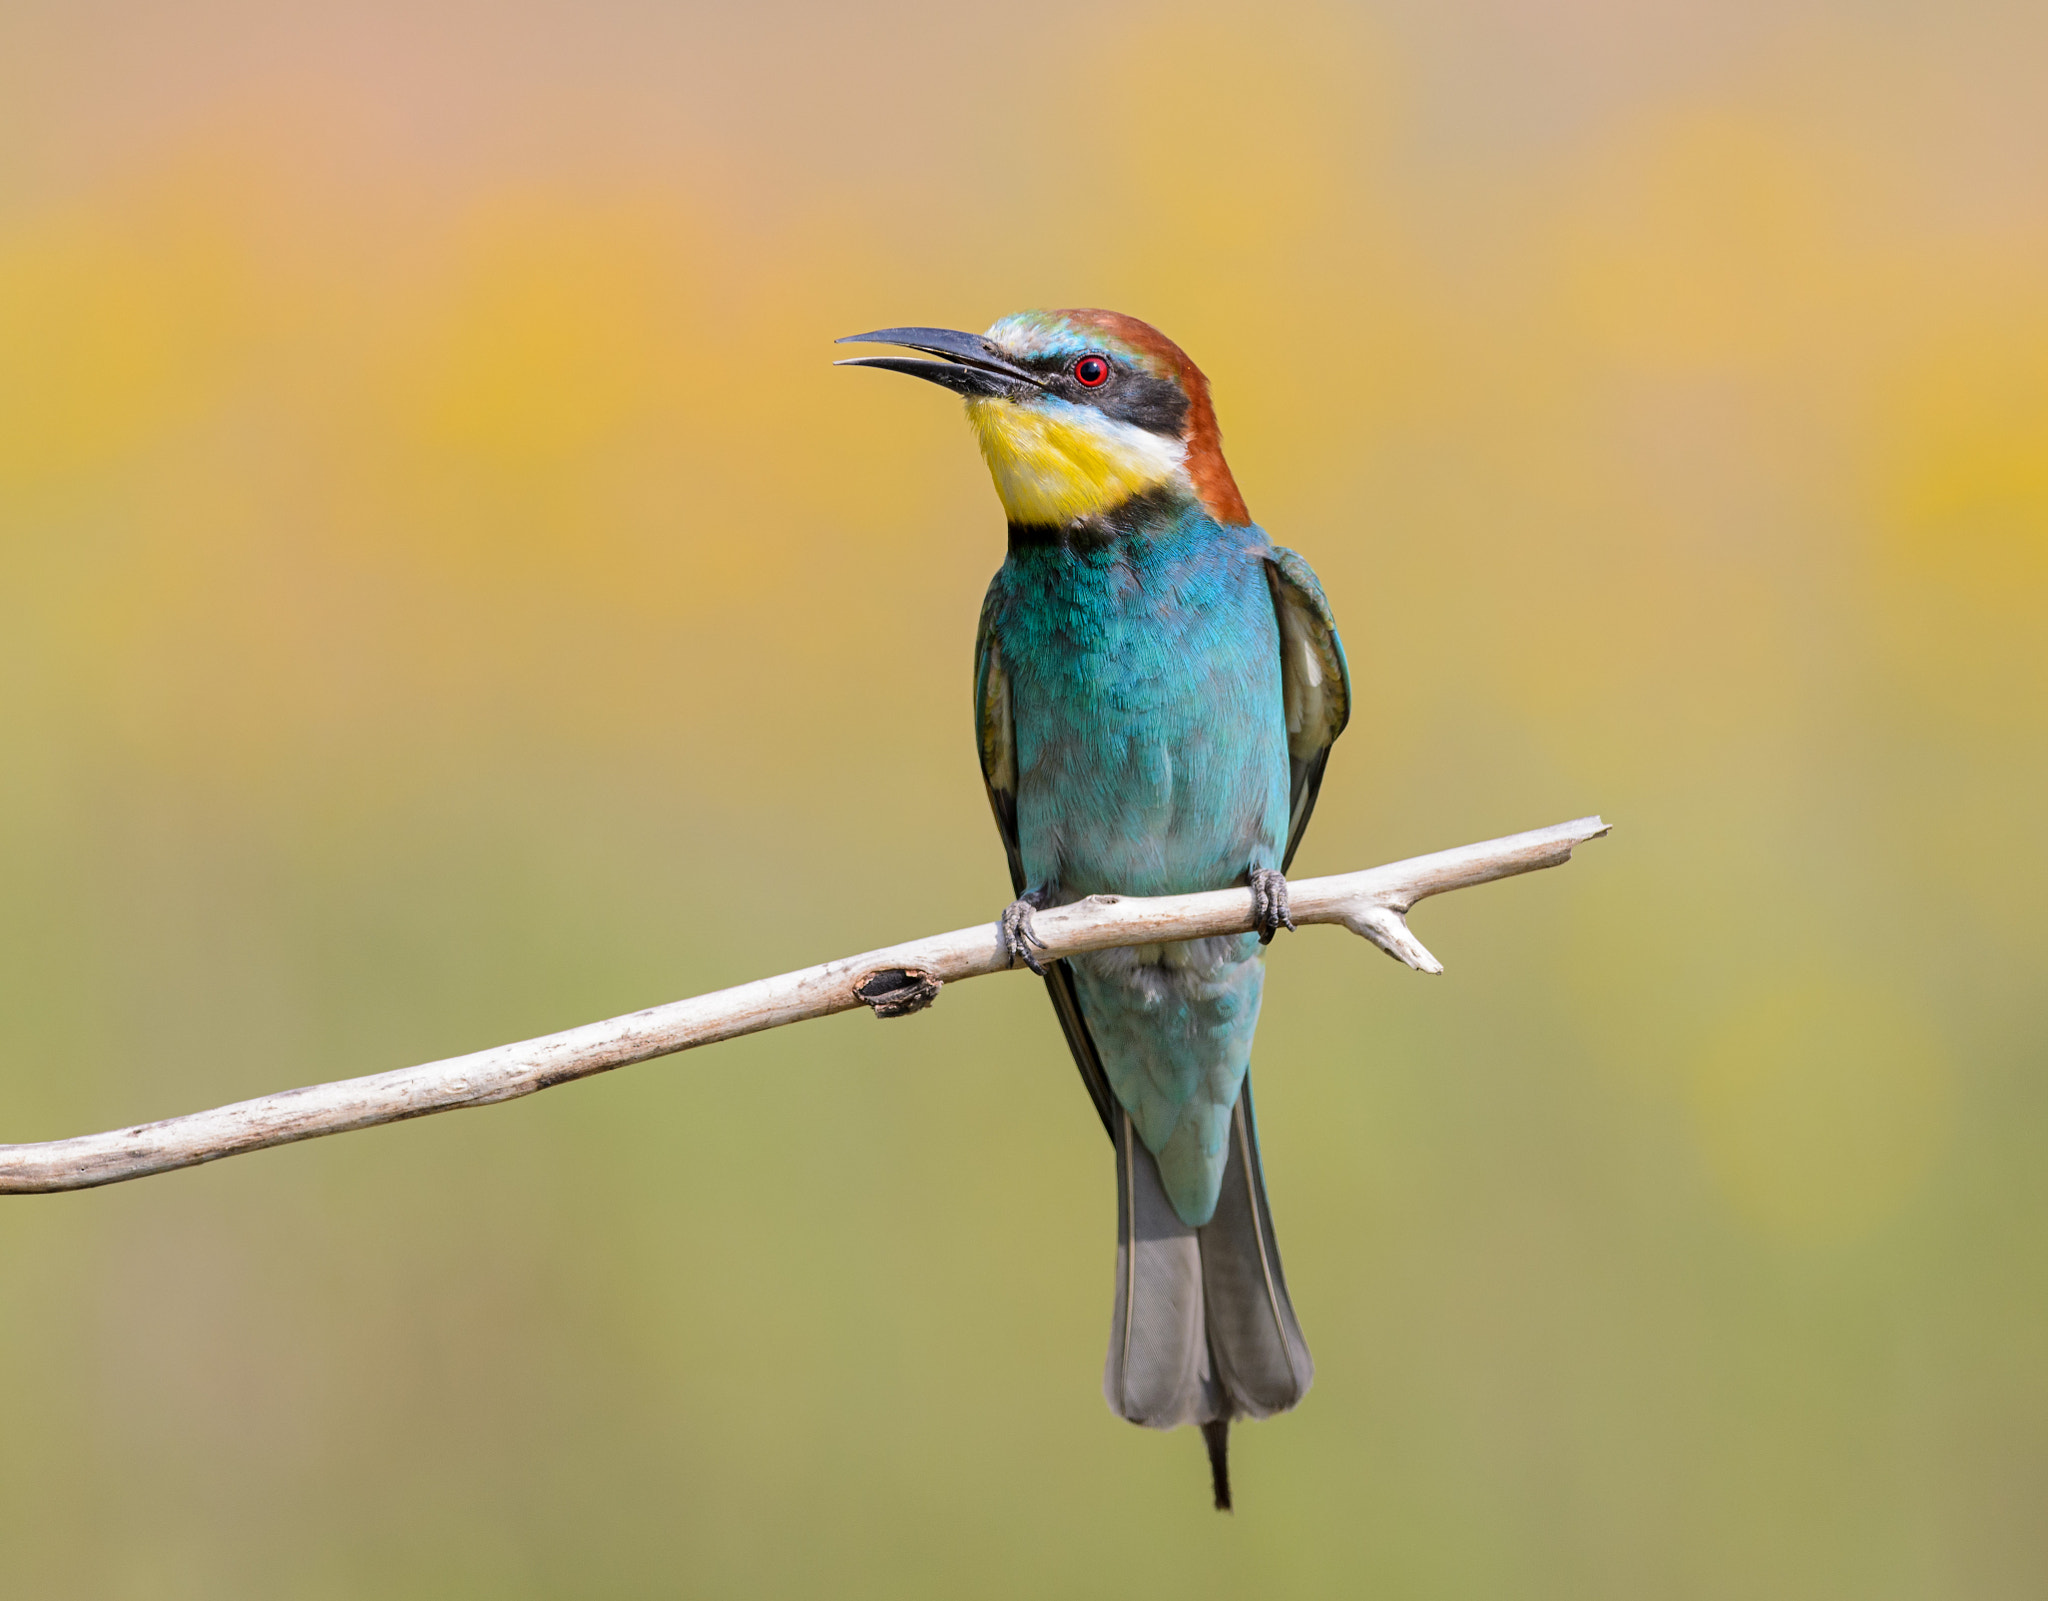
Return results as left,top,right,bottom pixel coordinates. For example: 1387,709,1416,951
966,397,1187,526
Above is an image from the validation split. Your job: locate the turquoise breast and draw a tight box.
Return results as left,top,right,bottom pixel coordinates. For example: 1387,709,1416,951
989,504,1291,1224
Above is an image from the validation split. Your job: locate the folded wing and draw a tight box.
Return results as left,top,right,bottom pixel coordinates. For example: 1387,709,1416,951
975,587,1116,1138
1261,547,1352,870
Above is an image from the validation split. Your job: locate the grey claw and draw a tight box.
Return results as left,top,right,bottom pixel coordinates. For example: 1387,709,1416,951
999,898,1049,976
1250,868,1294,945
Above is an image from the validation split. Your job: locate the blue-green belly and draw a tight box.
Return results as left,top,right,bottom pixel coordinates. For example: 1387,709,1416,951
991,514,1290,1224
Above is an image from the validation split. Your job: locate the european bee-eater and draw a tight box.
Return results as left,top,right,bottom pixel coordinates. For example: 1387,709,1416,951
838,310,1350,1510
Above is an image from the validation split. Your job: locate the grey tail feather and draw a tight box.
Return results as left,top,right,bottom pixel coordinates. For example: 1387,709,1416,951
1202,1420,1233,1511
1198,1076,1314,1421
1102,1078,1313,1506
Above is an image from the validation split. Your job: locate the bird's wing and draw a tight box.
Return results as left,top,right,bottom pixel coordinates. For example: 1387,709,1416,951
973,586,1027,898
1262,547,1352,871
975,588,1117,1140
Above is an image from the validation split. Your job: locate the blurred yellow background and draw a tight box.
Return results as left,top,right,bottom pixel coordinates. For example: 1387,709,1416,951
2,1,2044,1595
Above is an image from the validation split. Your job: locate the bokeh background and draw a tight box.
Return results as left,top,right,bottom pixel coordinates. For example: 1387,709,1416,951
3,1,2044,1595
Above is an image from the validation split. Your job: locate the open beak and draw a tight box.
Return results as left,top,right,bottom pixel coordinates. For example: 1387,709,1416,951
834,326,1047,398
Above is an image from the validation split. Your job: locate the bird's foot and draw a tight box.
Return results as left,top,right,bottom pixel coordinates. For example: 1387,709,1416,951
1249,868,1295,945
999,893,1051,976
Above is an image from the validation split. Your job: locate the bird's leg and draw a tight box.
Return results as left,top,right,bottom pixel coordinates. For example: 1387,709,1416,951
999,885,1055,976
1249,868,1295,945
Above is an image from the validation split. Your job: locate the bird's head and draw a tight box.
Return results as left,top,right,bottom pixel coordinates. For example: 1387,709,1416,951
837,308,1249,531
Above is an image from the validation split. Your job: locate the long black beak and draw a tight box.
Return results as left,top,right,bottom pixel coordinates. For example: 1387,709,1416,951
834,326,1046,398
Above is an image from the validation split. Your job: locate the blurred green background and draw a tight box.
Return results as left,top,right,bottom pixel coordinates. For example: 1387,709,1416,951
2,1,2044,1595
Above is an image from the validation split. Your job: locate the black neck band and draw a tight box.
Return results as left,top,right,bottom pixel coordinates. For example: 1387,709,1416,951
1006,484,1188,554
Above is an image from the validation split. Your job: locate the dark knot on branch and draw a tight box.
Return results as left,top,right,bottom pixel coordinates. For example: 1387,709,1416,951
854,967,944,1018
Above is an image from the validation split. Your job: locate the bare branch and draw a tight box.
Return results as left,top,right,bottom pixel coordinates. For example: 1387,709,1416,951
0,816,1609,1195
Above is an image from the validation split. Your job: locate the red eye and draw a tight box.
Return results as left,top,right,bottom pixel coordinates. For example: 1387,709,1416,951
1072,355,1110,387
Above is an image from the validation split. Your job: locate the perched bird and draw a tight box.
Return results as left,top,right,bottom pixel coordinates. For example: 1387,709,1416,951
838,310,1349,1510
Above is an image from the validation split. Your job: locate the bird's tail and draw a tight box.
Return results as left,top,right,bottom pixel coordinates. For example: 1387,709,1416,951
1103,1075,1313,1510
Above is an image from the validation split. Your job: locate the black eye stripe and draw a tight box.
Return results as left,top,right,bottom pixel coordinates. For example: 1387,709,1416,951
1016,350,1187,436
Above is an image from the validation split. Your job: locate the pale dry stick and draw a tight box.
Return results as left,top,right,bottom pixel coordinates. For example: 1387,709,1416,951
0,816,1609,1195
